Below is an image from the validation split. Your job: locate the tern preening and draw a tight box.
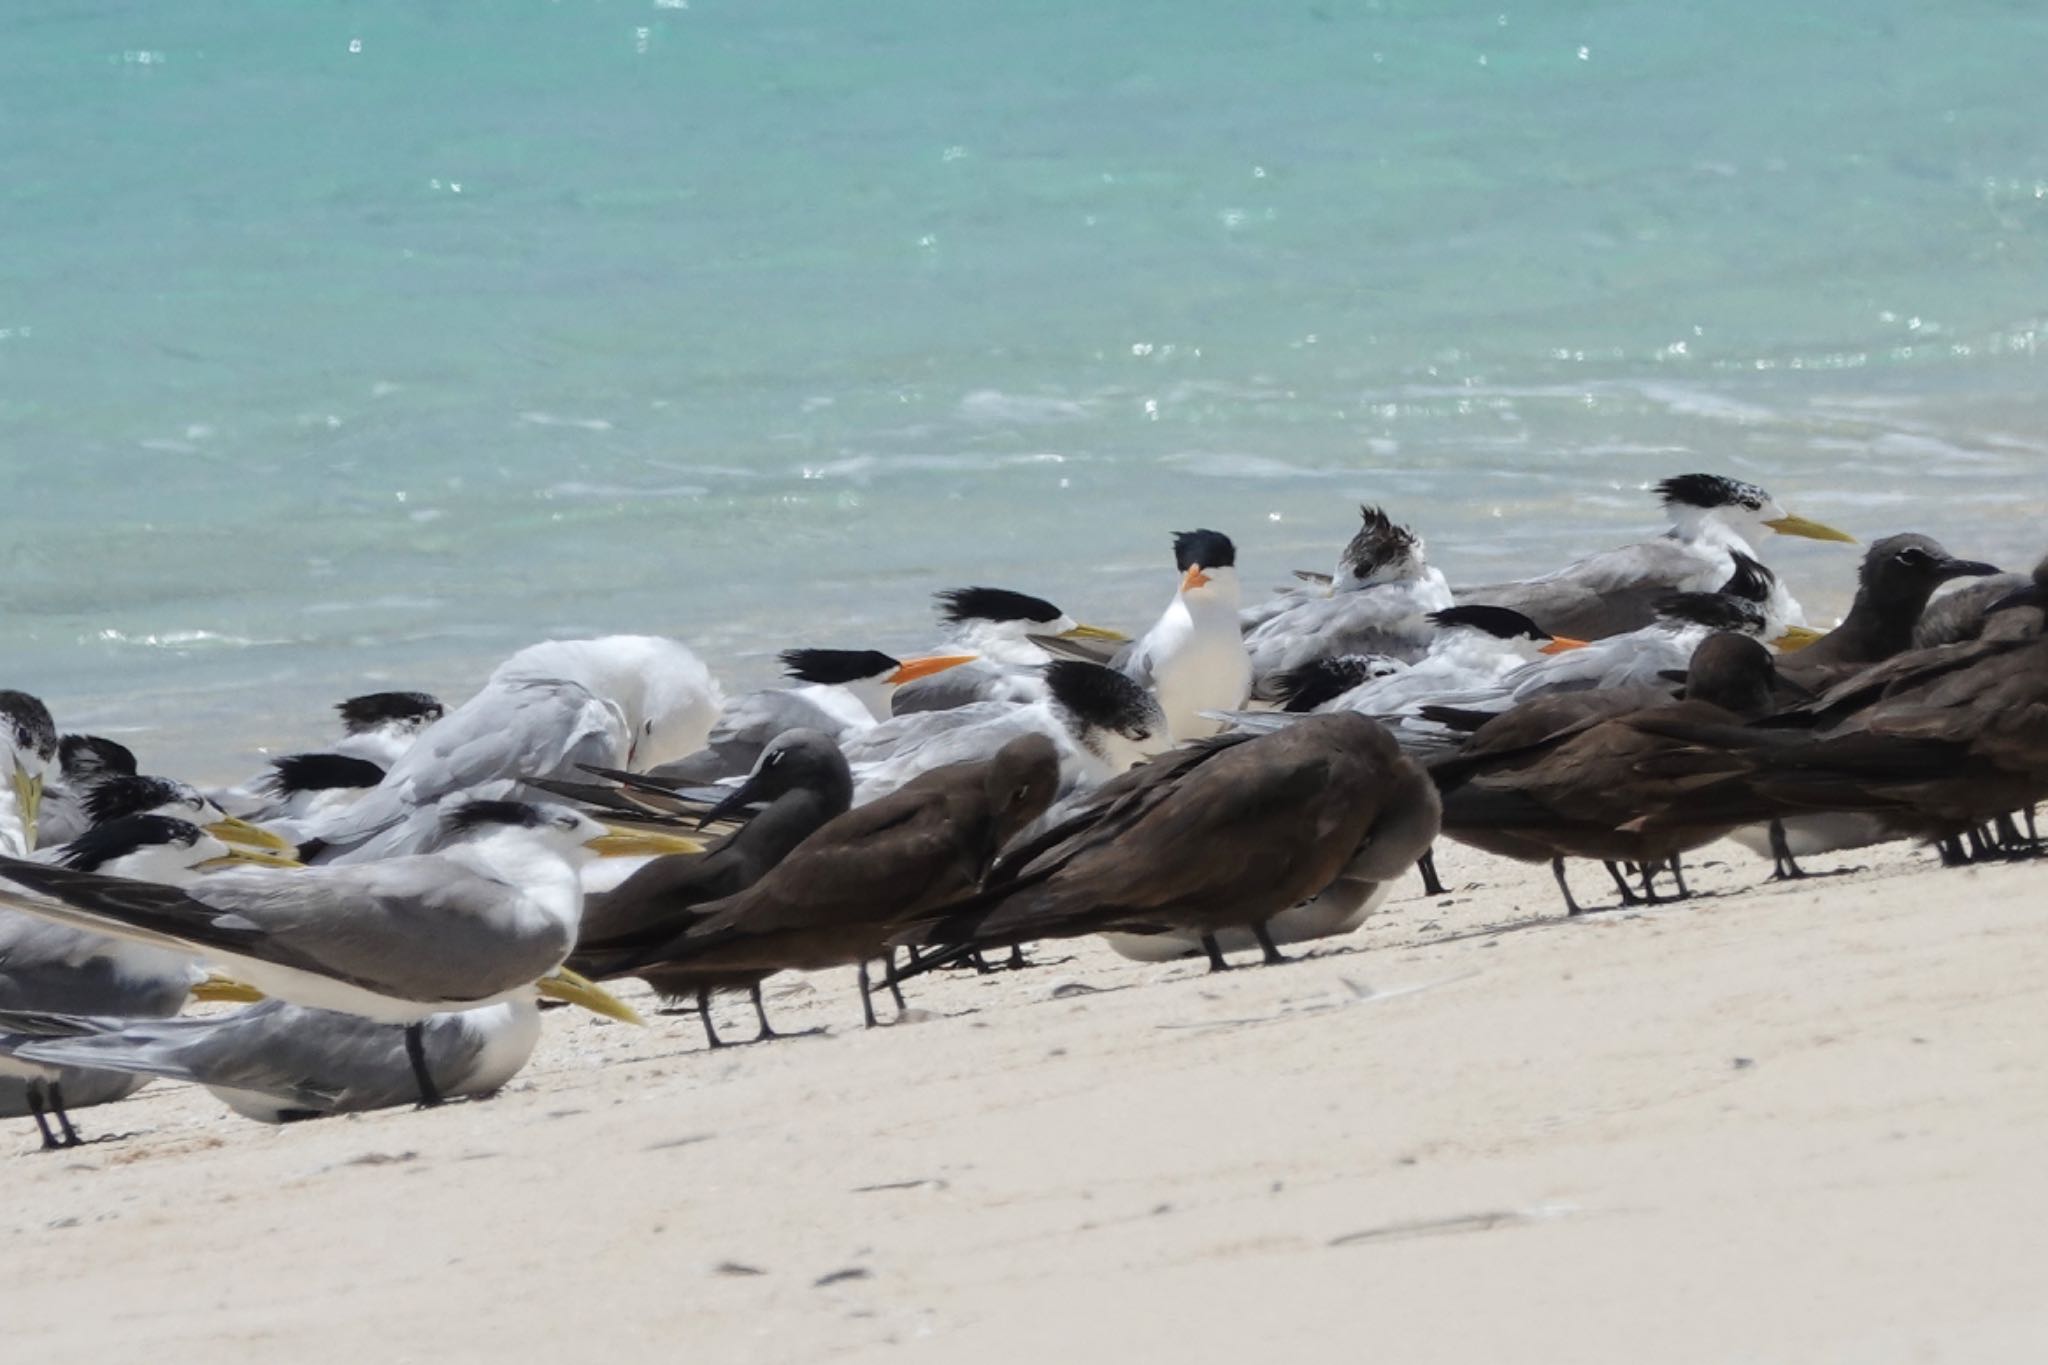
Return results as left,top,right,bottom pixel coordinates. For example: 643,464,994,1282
299,635,723,859
1,691,59,858
1240,506,1457,699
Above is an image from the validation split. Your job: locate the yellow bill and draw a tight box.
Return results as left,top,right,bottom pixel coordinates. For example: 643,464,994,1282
190,972,267,1004
1057,623,1128,642
1764,513,1856,544
197,844,304,870
11,762,42,851
1770,625,1827,651
538,968,646,1026
585,826,705,858
205,816,296,854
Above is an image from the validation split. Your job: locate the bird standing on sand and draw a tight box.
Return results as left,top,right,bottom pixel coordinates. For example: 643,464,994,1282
911,713,1439,971
0,800,695,1106
0,968,639,1128
1429,632,1788,913
1,815,294,1148
571,730,855,1045
584,735,1061,1032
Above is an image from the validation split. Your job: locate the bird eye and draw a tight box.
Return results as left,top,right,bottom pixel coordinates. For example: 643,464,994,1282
643,720,655,735
1896,547,1931,566
1130,729,1151,742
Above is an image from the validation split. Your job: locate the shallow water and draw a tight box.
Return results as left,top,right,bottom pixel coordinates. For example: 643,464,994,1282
3,1,2043,775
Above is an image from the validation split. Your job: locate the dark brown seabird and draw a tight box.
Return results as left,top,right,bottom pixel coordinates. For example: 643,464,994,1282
582,734,1060,1031
908,712,1439,971
570,729,854,1046
1778,533,2001,688
1429,632,1784,913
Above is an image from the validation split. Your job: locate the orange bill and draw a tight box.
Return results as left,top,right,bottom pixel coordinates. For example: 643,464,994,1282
888,653,979,684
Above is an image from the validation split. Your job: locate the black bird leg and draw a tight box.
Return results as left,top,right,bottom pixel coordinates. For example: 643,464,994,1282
1200,935,1232,973
1994,812,2026,852
1251,920,1290,966
1768,819,1807,880
1004,944,1030,970
1668,853,1690,899
1552,858,1586,916
1937,834,1968,867
2026,806,2039,845
1637,860,1664,905
404,1023,443,1107
884,950,908,1012
1966,827,1992,862
1603,861,1642,906
748,983,779,1042
46,1082,82,1147
1416,849,1448,898
698,986,727,1049
25,1080,77,1151
857,960,880,1028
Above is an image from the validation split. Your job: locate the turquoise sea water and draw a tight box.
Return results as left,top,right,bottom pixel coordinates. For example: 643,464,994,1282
4,1,2044,775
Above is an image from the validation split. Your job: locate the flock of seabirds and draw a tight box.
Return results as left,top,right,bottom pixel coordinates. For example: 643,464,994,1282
1,472,2043,1152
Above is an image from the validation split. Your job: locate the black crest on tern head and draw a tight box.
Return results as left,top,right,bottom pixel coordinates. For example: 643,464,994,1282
441,799,553,838
55,813,204,873
1655,592,1767,633
1172,529,1237,572
1275,655,1406,712
1044,661,1163,736
0,691,58,763
935,587,1064,627
1427,605,1550,642
779,648,903,686
265,752,389,797
337,691,445,734
1718,551,1776,604
1656,474,1771,513
1341,506,1422,576
83,774,201,826
59,734,139,782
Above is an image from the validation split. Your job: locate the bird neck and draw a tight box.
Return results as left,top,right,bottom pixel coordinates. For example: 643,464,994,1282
444,833,585,930
746,784,853,858
1828,583,1933,663
1668,506,1759,556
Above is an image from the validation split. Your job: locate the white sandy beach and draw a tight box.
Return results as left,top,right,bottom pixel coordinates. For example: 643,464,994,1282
4,837,2044,1363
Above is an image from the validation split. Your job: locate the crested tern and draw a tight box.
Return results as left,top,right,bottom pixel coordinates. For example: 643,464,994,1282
1455,474,1855,639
